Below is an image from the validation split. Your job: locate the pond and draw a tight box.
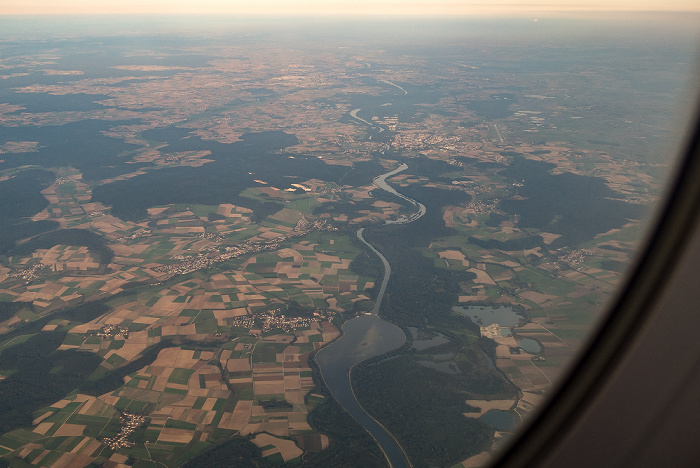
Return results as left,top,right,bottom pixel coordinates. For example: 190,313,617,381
517,337,542,354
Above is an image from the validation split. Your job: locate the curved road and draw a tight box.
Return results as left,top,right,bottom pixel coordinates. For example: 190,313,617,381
315,163,425,468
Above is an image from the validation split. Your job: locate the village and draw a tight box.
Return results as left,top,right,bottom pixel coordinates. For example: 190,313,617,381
100,412,148,451
116,229,152,242
94,324,129,340
253,306,334,336
152,219,337,277
7,262,45,282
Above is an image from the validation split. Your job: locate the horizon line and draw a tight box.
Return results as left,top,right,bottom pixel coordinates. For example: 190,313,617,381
3,10,700,15
3,7,700,17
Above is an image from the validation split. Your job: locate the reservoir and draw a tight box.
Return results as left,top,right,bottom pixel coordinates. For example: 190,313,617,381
315,315,409,467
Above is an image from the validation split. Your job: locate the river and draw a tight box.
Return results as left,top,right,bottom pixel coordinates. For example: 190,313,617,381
315,163,425,468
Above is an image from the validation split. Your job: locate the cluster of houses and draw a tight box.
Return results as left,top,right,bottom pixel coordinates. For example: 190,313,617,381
116,229,152,242
243,307,334,337
54,175,78,185
101,412,148,450
465,199,501,215
152,220,337,277
231,315,255,329
152,238,283,276
199,231,224,242
558,248,593,267
258,313,315,335
95,324,129,339
8,262,44,282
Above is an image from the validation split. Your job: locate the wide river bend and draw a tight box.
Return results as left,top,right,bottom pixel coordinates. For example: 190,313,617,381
315,163,425,468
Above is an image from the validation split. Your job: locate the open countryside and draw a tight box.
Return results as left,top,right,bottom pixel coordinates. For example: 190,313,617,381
0,14,696,468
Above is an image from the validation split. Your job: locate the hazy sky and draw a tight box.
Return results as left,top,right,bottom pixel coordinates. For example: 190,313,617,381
3,0,700,15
